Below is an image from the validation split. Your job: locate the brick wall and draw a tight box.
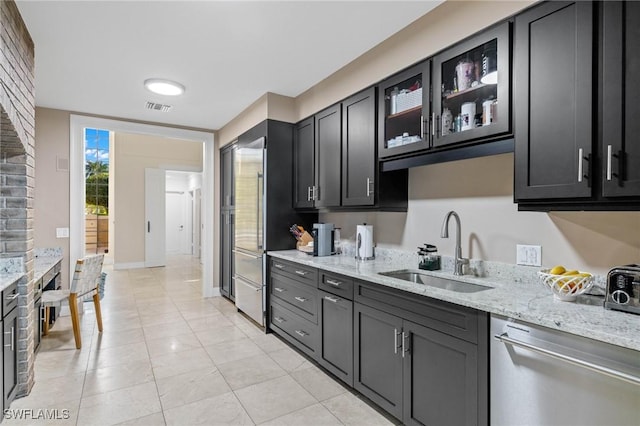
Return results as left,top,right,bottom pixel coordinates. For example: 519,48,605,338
1,0,36,396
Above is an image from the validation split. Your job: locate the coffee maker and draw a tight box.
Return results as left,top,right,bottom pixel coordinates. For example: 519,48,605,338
312,223,334,257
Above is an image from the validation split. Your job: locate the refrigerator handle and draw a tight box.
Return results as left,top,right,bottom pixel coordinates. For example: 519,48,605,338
257,172,264,250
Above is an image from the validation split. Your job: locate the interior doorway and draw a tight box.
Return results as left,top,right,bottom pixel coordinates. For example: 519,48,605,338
69,115,217,297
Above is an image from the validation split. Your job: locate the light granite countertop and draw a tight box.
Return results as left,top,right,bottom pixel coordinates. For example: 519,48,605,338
0,273,24,293
268,249,640,352
34,255,63,283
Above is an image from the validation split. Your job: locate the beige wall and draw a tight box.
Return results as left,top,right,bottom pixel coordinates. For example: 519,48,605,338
113,132,202,266
322,154,640,276
34,107,71,286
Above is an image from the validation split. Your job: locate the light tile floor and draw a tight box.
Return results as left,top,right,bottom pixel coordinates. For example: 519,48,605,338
6,256,395,426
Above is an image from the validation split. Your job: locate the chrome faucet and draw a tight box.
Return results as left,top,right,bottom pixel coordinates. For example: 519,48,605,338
440,211,469,275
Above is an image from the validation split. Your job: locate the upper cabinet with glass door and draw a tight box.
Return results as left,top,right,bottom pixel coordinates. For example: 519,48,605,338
432,22,511,148
378,61,430,159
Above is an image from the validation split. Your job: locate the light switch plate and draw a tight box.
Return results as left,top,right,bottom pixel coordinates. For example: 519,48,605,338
56,227,69,238
516,244,542,266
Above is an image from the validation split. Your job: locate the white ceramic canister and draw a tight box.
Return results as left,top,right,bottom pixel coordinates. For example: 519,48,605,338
460,102,476,131
482,100,493,126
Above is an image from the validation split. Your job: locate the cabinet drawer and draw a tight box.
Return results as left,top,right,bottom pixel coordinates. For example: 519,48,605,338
270,302,319,356
319,271,353,300
270,273,318,323
355,280,481,343
270,258,318,287
2,282,19,317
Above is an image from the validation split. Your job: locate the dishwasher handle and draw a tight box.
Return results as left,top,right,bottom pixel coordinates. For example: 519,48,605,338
494,332,640,386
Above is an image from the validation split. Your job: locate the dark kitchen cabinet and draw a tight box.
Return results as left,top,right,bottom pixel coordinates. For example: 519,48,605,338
432,21,511,148
293,117,315,209
514,1,594,201
601,1,640,198
268,258,320,359
315,104,342,208
3,282,18,410
220,144,235,300
402,320,479,426
378,62,431,160
342,88,376,206
318,289,353,386
354,280,488,425
354,302,404,419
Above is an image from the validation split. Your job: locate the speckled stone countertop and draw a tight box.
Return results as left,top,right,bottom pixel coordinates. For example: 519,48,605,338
0,257,24,292
34,247,63,283
268,249,640,352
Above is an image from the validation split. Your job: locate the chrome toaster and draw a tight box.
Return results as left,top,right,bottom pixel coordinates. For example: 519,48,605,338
605,264,640,315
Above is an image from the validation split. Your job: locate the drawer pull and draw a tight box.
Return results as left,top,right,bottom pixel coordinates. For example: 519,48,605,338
326,279,342,287
324,295,339,303
294,296,307,303
273,316,285,324
394,328,401,354
274,287,285,293
295,330,308,337
4,327,14,351
5,293,18,301
274,263,285,269
294,270,308,276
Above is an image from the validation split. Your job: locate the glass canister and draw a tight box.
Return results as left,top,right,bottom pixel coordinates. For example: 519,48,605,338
441,108,453,136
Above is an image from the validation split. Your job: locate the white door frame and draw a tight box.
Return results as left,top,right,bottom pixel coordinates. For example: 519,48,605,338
70,115,217,297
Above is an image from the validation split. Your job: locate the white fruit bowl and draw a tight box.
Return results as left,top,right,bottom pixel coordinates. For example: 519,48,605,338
538,269,594,302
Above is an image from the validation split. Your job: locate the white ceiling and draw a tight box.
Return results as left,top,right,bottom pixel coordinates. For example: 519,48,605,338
16,1,442,131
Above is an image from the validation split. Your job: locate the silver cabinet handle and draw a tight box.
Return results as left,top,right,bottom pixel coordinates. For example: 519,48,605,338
273,316,285,324
4,327,14,351
313,186,319,201
326,279,341,287
295,330,307,337
578,148,584,182
294,296,307,303
420,115,424,139
431,112,435,136
324,295,339,303
273,263,285,269
394,328,401,354
274,287,285,293
606,144,613,181
294,270,308,276
5,293,18,301
402,332,409,358
366,178,374,197
494,333,640,386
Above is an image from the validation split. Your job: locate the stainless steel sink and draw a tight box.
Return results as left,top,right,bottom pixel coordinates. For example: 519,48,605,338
378,269,493,293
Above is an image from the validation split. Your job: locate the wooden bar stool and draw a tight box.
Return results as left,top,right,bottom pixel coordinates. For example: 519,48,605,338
42,254,105,349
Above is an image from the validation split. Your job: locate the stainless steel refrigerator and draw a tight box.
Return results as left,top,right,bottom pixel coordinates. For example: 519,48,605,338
230,123,317,326
233,136,266,325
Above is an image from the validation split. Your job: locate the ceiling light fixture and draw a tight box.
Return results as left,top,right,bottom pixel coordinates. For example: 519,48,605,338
144,78,185,96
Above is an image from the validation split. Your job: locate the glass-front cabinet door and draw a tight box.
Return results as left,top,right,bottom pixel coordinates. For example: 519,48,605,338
378,61,430,159
432,22,511,148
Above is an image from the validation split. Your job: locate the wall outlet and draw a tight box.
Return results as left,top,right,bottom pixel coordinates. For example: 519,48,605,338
516,244,541,266
56,227,69,238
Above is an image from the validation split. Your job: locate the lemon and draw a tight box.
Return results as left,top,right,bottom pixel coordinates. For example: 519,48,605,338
549,265,566,275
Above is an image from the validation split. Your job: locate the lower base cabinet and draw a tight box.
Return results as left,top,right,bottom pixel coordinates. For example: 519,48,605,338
267,257,488,426
318,290,354,387
354,303,403,418
354,302,484,426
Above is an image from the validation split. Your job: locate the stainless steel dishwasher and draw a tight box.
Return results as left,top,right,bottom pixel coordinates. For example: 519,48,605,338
490,314,640,426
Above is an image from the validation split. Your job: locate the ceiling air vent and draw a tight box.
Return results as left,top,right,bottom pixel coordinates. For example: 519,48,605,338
145,101,172,112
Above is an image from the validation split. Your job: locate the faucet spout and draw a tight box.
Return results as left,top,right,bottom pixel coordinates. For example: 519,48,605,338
440,211,468,275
